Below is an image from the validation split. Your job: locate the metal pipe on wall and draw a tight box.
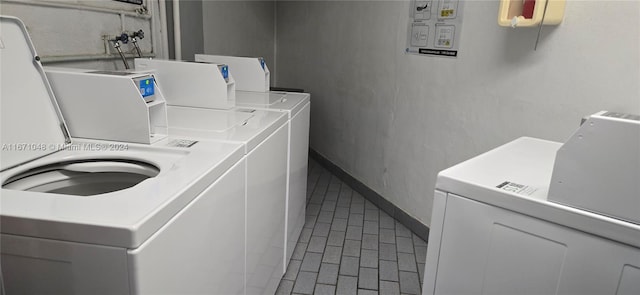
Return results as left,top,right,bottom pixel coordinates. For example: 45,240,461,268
41,54,151,64
120,13,126,32
173,0,182,60
159,0,170,59
3,0,151,19
148,0,158,58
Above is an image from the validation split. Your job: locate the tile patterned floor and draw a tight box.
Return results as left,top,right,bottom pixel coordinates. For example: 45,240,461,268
276,159,427,295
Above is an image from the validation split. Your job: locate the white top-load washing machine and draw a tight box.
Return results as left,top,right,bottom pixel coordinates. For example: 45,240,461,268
193,55,311,272
0,16,246,295
133,58,290,295
423,112,640,295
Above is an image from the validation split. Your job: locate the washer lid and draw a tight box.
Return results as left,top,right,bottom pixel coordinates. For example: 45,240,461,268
0,16,71,171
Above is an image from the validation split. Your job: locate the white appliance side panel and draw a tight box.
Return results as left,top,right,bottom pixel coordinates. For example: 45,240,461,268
246,123,288,295
1,234,129,294
128,158,246,295
422,190,448,295
285,102,310,269
433,194,640,295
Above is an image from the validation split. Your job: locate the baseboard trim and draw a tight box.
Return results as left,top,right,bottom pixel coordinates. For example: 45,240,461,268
309,149,430,242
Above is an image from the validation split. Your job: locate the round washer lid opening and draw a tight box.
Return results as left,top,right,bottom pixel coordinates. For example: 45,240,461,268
2,159,160,196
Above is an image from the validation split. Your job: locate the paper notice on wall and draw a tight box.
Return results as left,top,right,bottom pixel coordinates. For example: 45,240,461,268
406,0,465,58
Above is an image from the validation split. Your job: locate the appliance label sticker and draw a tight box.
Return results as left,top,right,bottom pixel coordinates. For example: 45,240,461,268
167,139,198,148
496,181,537,196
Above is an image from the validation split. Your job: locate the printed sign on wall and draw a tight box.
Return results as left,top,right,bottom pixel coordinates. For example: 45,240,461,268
406,0,465,58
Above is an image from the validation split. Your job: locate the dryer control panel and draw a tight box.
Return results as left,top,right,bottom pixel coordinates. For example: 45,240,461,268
549,111,640,224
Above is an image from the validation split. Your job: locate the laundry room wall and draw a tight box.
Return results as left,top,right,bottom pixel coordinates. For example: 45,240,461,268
201,0,276,75
171,0,205,60
1,0,167,70
274,1,640,227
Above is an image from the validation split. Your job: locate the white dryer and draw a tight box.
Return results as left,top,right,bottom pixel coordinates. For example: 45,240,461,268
423,118,640,295
0,16,246,295
193,55,311,272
